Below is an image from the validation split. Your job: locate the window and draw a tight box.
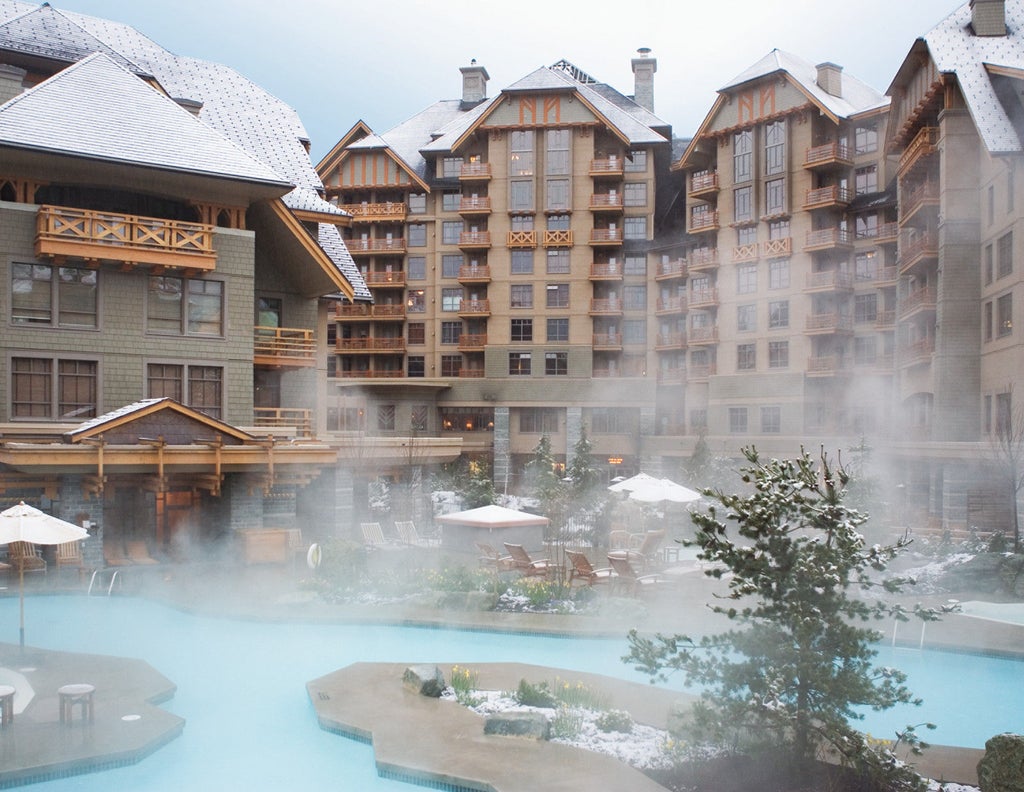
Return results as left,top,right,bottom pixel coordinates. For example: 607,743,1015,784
768,300,789,329
733,130,752,183
511,250,534,274
441,288,462,311
510,180,534,212
327,407,365,432
764,121,785,175
407,357,425,378
737,343,756,371
407,323,425,344
623,182,647,207
377,404,396,431
408,193,426,213
623,319,646,344
690,409,708,432
591,407,631,434
407,224,426,247
546,179,570,211
511,215,534,231
12,264,98,328
442,221,463,245
546,249,570,273
985,244,994,285
768,340,788,368
997,392,1013,437
623,216,647,240
520,407,559,433
546,128,570,174
1010,169,1016,213
441,355,462,376
510,130,534,175
510,284,533,308
546,283,569,308
509,352,531,375
511,318,533,341
734,186,753,223
407,257,426,280
545,351,568,375
769,259,790,290
441,406,494,431
854,336,876,365
729,407,748,433
854,251,878,281
625,149,647,172
997,232,1013,279
736,304,756,333
411,404,428,430
547,318,568,341
737,263,757,294
997,292,1013,337
764,178,786,215
985,300,994,341
546,214,570,230
855,165,877,195
442,192,461,212
442,157,463,178
442,254,463,278
440,321,462,344
149,363,223,418
855,123,878,154
623,255,646,275
623,285,646,310
406,290,425,312
11,357,97,419
854,293,878,323
855,214,879,240
147,276,223,336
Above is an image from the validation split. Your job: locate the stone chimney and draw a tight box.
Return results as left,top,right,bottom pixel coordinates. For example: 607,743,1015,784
971,0,1006,36
0,64,26,105
631,47,656,113
460,59,489,105
815,62,843,97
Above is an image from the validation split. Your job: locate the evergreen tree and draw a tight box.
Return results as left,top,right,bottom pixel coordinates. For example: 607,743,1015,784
462,459,495,508
566,423,601,500
625,447,939,790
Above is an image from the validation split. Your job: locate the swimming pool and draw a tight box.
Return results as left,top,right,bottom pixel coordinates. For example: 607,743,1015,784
2,596,1021,791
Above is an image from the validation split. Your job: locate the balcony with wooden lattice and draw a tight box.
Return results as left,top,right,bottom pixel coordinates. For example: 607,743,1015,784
543,230,573,247
806,355,847,377
458,367,486,378
900,181,940,225
732,243,758,263
332,303,406,322
507,230,537,248
35,205,216,270
899,338,934,368
761,237,792,260
875,309,897,330
688,362,717,380
338,202,407,223
803,142,852,170
253,327,316,367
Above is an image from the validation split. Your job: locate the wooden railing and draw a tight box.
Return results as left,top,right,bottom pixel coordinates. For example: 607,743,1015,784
900,287,937,317
687,248,719,269
458,196,491,213
807,355,842,375
875,309,897,328
592,332,623,347
338,202,407,222
458,265,491,281
543,230,573,247
804,185,851,208
688,363,717,378
805,313,853,333
899,232,939,271
333,303,405,319
36,205,216,269
689,288,719,308
733,243,758,262
458,231,491,247
689,170,719,194
688,326,718,344
458,299,491,314
689,210,719,232
589,262,623,278
805,270,854,291
656,332,687,348
253,408,313,438
589,298,622,313
458,368,486,378
589,228,623,244
458,333,487,350
656,259,687,279
762,237,792,259
805,227,853,249
253,326,315,366
334,370,405,378
656,295,687,313
459,162,492,179
898,126,939,174
589,157,624,175
507,230,537,248
803,142,852,167
336,337,406,351
901,181,940,218
362,270,406,286
348,237,406,254
589,193,624,210
899,338,935,367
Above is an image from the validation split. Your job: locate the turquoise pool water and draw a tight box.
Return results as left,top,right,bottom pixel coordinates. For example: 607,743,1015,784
1,596,1021,791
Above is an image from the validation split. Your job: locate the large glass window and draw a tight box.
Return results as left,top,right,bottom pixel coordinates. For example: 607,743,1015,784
546,179,570,211
764,178,786,215
441,288,462,311
442,255,463,278
511,318,533,341
510,130,534,175
11,356,97,419
406,290,425,312
737,343,756,370
441,405,494,431
590,407,632,434
12,263,97,328
440,321,462,344
546,249,570,273
407,357,425,378
624,255,646,275
854,251,878,281
520,407,559,433
855,165,878,195
545,351,568,375
509,352,531,375
547,317,569,341
737,263,757,294
510,284,533,308
147,276,222,336
440,355,462,377
407,257,426,280
769,259,790,290
441,192,460,212
408,193,426,213
407,224,426,247
761,406,781,434
442,157,463,178
764,121,785,175
998,232,1013,279
625,150,647,172
623,285,646,310
733,130,752,183
737,303,756,332
729,407,748,433
854,293,878,323
768,340,789,368
855,123,878,154
511,250,534,274
546,214,571,230
407,323,425,344
623,183,647,207
442,221,463,245
997,292,1013,337
546,283,569,308
546,129,570,175
510,180,534,212
734,186,752,223
187,365,223,418
854,336,876,365
623,319,646,344
623,217,647,240
768,300,789,329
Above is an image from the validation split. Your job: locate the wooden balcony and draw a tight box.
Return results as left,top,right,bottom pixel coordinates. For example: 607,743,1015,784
803,185,852,210
872,266,899,287
362,269,407,288
805,227,854,252
688,362,717,379
334,370,405,379
689,288,719,309
803,142,852,170
458,333,487,351
35,205,216,270
900,181,940,224
899,338,934,368
507,230,537,248
688,326,719,345
348,237,406,255
458,299,491,317
687,248,719,272
253,326,315,367
253,408,313,438
656,295,687,315
458,196,492,215
762,237,792,259
589,262,623,280
856,221,899,243
689,210,719,233
875,309,897,329
337,337,406,353
458,231,491,249
592,366,623,378
459,162,492,181
655,332,687,350
589,157,624,176
589,193,624,212
898,231,939,275
655,258,687,280
338,202,407,223
806,355,846,376
592,332,623,350
899,287,937,320
732,243,758,263
689,170,719,197
333,302,406,321
589,228,623,246
804,270,853,292
805,313,853,334
588,298,623,316
458,265,491,284
898,126,939,176
543,230,573,248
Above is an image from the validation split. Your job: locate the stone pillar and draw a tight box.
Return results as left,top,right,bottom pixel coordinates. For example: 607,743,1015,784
492,406,511,493
928,464,944,527
223,475,264,533
565,406,582,461
56,476,104,569
942,464,969,532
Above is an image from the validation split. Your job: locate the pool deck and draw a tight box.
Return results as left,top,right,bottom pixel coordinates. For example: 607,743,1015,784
1,561,1020,789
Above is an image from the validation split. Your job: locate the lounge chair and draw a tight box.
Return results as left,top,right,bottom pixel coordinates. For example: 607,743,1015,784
8,541,46,575
607,554,669,596
566,550,614,586
56,541,87,579
126,540,159,565
502,543,554,578
395,520,438,547
103,544,133,567
360,522,400,549
476,542,514,571
608,529,632,551
609,529,666,572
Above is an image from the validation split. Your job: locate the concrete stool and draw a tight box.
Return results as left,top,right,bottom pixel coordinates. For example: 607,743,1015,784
58,683,95,725
0,684,14,727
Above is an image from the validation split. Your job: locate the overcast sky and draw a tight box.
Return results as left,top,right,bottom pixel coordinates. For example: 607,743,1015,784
50,0,959,163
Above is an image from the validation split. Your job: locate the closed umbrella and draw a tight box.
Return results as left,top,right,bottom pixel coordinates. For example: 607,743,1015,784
0,501,89,648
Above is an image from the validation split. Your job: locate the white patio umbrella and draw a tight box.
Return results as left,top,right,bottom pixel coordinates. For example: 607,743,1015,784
608,472,702,504
0,501,88,648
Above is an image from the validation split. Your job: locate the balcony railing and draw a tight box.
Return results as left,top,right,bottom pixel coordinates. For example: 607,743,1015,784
589,262,623,279
458,231,491,248
762,237,792,259
875,309,897,328
334,370,405,379
655,332,687,349
899,287,937,318
805,270,854,291
459,162,492,180
689,170,719,196
458,196,492,214
507,230,537,248
589,298,623,314
656,259,687,279
338,202,407,223
592,332,623,348
458,368,486,378
589,157,624,176
689,288,719,309
688,362,717,379
803,142,852,169
333,303,406,320
803,185,852,209
589,193,624,211
337,337,406,352
898,126,939,175
856,221,899,242
458,265,491,283
589,228,623,245
900,181,940,221
36,205,216,270
253,326,316,367
458,299,491,316
362,269,406,287
899,231,939,273
656,295,687,313
458,333,487,351
806,355,844,375
733,243,758,263
687,248,719,271
253,408,313,438
899,338,935,367
689,210,719,233
688,326,719,345
805,227,854,250
805,313,853,333
348,237,406,255
544,230,573,247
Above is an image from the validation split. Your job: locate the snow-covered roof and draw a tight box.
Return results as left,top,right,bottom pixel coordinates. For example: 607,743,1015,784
722,48,889,119
916,0,1024,154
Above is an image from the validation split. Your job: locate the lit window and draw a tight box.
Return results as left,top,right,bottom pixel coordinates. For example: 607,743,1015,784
509,352,531,375
997,292,1013,337
146,276,223,336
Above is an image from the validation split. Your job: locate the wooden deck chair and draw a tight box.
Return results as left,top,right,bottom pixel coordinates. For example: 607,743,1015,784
566,550,613,586
103,543,132,567
476,542,514,571
607,555,669,596
8,541,46,575
360,522,388,548
608,529,631,551
502,543,553,578
55,541,86,577
616,529,667,572
395,521,438,547
126,540,159,565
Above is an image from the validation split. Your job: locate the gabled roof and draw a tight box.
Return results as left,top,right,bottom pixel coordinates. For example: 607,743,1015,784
0,51,290,186
65,398,254,444
899,0,1024,154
